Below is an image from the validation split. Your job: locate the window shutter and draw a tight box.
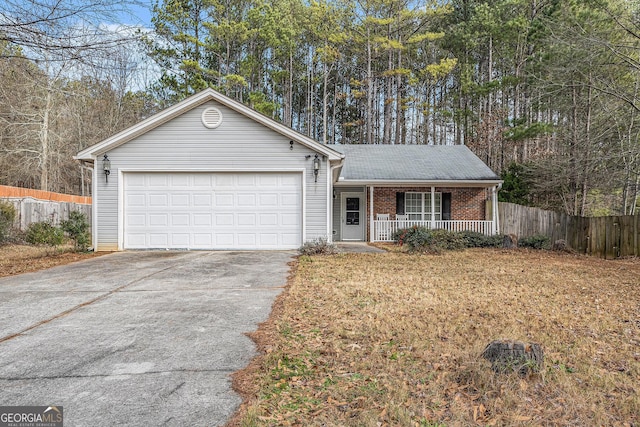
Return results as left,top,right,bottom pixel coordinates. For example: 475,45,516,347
442,193,451,220
396,192,405,215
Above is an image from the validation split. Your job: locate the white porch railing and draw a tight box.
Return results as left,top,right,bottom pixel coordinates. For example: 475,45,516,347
373,220,495,241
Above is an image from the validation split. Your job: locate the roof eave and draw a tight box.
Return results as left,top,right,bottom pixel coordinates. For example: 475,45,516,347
335,179,503,187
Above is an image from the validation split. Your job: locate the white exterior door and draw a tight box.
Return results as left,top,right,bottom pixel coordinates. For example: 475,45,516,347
341,192,364,241
123,172,302,250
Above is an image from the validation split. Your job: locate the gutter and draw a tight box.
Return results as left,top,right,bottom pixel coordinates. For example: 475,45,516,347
335,179,503,187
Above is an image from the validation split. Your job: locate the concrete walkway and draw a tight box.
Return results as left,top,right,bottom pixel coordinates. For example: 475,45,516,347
0,250,293,426
335,242,387,253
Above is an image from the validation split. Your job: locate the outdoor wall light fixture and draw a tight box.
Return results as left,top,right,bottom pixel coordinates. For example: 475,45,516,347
290,140,294,150
102,154,111,183
313,154,320,182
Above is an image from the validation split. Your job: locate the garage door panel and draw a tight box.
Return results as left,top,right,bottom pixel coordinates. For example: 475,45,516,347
237,213,256,226
193,234,213,246
148,175,168,187
237,175,256,186
171,214,190,226
171,194,190,207
281,233,300,246
170,174,190,186
193,194,212,206
281,213,300,226
215,214,234,226
172,234,190,246
149,214,168,226
215,194,234,206
149,234,169,246
237,194,256,206
193,174,212,187
259,175,278,186
127,194,145,207
281,194,299,206
124,172,302,250
280,174,300,187
259,214,278,226
149,194,168,207
214,174,234,187
215,234,234,246
259,194,278,206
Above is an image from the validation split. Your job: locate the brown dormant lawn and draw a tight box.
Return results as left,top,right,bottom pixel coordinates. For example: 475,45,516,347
0,244,103,278
229,249,639,426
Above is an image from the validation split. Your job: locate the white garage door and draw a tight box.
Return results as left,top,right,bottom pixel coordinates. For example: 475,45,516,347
124,172,302,250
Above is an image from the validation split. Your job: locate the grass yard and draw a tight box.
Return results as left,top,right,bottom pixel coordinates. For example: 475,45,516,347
229,249,639,426
0,244,103,278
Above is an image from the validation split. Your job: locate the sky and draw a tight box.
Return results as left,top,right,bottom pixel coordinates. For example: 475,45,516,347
116,1,153,27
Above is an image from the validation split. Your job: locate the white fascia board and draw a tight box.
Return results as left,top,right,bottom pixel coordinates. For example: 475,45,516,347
335,179,503,187
75,89,344,162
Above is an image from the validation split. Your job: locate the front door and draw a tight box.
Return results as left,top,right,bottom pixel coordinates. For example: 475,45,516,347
341,193,364,241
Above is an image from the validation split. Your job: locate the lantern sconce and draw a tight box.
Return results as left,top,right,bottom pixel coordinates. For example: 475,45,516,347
289,140,294,150
102,154,111,183
313,154,320,182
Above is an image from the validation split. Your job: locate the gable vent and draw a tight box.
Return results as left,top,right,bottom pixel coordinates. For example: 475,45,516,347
201,107,223,129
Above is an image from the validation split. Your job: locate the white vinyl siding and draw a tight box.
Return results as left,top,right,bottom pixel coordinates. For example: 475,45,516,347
95,100,328,251
405,192,441,221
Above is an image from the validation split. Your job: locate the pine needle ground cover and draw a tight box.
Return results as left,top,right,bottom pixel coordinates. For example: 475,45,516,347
230,249,639,426
0,244,103,277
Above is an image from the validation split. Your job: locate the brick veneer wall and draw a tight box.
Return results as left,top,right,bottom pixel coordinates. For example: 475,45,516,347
367,186,488,221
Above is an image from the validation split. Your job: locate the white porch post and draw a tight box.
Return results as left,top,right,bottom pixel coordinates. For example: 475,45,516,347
430,186,436,229
369,186,374,242
493,185,500,235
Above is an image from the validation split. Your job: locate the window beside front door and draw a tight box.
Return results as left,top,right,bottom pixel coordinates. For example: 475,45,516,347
405,192,442,220
345,197,360,225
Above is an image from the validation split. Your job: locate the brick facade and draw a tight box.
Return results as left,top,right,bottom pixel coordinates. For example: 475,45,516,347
367,186,488,221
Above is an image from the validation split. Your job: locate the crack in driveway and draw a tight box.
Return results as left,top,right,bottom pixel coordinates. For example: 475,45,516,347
0,368,238,381
0,263,184,344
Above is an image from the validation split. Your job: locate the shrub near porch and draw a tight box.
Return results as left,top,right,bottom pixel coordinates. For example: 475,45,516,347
230,250,640,426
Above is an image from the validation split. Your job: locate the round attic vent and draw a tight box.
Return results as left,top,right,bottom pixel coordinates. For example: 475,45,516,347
201,107,223,129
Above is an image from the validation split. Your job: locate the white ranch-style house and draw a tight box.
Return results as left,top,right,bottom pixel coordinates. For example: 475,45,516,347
76,89,502,251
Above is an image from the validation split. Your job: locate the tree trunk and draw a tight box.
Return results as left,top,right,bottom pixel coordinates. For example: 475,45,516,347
40,88,52,191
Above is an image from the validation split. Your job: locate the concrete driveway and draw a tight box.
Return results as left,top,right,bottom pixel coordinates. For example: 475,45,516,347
0,250,293,426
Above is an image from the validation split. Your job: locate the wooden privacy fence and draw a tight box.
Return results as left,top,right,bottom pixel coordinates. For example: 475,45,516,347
498,202,640,259
1,186,91,231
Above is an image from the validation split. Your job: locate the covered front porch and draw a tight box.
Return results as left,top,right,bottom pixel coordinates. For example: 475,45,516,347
332,184,500,242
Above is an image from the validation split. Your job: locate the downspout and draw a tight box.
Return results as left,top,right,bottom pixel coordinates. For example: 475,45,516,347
91,156,98,250
328,163,342,242
493,184,502,235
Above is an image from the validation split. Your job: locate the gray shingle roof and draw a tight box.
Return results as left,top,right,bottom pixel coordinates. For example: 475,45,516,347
333,144,500,181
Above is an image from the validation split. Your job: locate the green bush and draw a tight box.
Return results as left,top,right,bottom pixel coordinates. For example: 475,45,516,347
61,211,91,251
519,234,551,250
393,227,465,253
299,237,338,255
459,230,504,248
429,229,467,251
0,201,16,243
395,227,507,253
393,226,432,251
26,222,65,246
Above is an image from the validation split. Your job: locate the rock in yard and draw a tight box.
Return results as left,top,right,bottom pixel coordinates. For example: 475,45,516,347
481,339,544,376
553,239,568,251
503,234,518,249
